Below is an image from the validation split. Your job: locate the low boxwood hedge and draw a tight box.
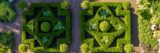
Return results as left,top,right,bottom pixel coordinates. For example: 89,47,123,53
80,1,131,53
20,2,71,52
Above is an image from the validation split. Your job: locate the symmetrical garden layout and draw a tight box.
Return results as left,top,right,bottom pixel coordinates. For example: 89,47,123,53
0,0,141,53
20,3,71,52
80,2,131,52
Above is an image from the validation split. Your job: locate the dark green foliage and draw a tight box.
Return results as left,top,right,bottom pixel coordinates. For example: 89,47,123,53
98,9,110,17
0,31,13,53
18,0,28,10
0,2,16,22
140,9,152,20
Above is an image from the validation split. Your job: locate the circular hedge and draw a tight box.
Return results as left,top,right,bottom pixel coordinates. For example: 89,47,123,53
18,44,28,53
0,2,16,22
40,22,51,32
99,21,110,32
124,44,134,53
60,44,68,53
60,0,69,10
80,43,89,53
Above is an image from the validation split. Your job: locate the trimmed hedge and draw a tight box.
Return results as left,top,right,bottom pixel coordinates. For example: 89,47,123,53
20,2,71,52
80,1,131,52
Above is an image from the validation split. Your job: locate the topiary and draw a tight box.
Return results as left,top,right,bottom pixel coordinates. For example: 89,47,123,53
80,43,89,53
18,44,28,53
60,44,68,53
40,22,51,32
60,0,69,10
0,2,16,22
124,44,134,53
81,0,89,10
99,21,110,32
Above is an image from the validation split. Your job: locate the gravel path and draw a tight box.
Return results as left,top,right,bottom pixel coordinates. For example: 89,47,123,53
68,0,82,53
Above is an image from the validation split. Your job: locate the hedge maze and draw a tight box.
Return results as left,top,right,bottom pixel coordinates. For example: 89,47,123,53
80,2,131,52
20,3,71,52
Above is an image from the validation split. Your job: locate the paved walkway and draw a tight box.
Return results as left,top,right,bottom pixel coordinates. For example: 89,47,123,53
68,0,82,53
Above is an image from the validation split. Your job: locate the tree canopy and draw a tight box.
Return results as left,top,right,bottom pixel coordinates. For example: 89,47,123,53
0,2,16,22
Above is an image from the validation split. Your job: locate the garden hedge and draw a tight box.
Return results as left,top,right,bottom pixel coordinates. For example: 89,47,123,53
20,2,71,52
80,1,131,52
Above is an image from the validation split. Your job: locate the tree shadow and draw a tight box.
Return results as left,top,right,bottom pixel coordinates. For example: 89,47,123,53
130,7,139,46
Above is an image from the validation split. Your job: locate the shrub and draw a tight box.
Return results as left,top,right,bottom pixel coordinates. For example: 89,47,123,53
0,2,16,22
124,44,134,53
40,22,51,32
122,2,130,10
99,21,110,32
60,0,69,10
98,9,110,18
140,9,152,20
54,22,64,31
81,0,89,10
18,44,28,53
80,43,89,53
60,44,68,53
18,0,28,10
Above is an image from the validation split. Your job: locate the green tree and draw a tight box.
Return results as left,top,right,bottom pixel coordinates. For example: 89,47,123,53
18,44,28,53
18,0,28,10
61,0,69,10
80,43,89,53
124,44,134,53
99,21,110,32
81,0,89,9
140,9,152,20
0,2,16,22
60,44,68,53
